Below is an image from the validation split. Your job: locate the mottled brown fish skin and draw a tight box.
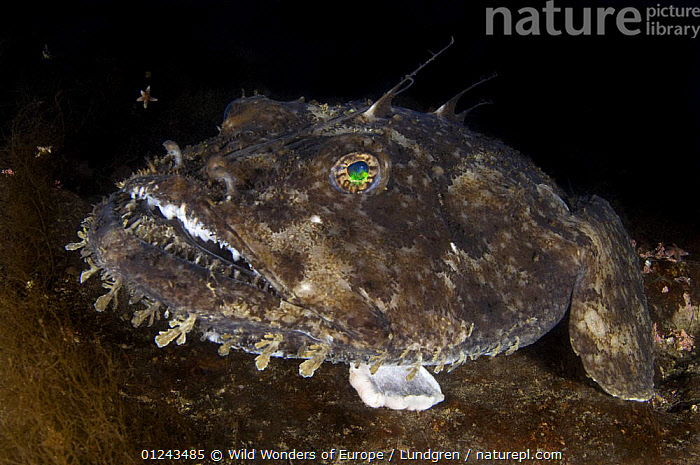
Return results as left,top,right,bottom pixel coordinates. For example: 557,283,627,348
68,93,653,401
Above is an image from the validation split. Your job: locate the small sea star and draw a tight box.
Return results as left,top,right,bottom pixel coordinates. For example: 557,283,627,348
137,86,158,108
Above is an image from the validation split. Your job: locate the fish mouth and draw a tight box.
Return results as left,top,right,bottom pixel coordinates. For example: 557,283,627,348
126,183,280,298
82,174,288,330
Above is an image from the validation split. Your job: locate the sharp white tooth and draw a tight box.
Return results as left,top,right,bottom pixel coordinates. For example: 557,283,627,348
228,247,241,262
201,229,214,242
158,203,175,220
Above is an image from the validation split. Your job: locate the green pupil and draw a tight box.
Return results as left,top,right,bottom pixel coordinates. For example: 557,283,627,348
347,161,369,184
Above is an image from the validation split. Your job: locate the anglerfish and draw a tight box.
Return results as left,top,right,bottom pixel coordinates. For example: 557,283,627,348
67,65,653,411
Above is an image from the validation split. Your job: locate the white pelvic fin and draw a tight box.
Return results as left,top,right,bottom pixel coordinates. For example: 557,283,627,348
348,363,444,411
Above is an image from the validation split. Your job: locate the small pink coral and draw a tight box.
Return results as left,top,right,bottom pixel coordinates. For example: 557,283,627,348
674,330,694,352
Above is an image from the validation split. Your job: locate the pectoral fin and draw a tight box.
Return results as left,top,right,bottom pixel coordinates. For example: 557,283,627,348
569,196,654,401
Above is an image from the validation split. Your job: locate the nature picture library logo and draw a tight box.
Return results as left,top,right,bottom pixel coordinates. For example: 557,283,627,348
486,1,700,38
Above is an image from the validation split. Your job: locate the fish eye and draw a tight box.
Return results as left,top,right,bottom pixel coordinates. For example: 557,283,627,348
329,152,381,194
